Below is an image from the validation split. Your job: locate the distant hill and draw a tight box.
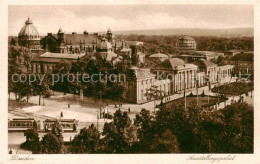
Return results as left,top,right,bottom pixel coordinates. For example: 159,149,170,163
9,28,253,40
111,28,253,37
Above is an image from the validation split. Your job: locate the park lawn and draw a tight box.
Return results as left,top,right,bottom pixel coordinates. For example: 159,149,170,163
211,82,253,96
164,96,226,108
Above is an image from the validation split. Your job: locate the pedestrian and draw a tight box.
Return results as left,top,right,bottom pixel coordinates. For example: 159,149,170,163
68,104,70,108
115,104,117,108
128,108,130,112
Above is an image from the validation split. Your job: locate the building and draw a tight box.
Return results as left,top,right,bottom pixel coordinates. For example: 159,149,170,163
124,67,171,104
193,59,218,83
41,27,100,54
125,58,234,104
180,51,224,62
96,38,118,63
125,58,199,104
176,36,196,51
18,18,42,53
217,65,235,84
223,52,253,75
30,52,85,74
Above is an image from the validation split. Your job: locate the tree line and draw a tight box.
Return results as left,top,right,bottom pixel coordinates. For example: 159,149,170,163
22,102,253,154
117,34,253,55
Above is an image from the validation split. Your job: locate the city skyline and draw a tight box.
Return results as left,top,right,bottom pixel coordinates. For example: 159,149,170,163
8,5,253,36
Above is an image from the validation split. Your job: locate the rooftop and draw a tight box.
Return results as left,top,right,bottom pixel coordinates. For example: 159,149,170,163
154,58,197,71
40,52,85,59
149,53,169,58
199,59,217,67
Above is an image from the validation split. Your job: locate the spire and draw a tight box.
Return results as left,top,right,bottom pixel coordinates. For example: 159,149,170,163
107,27,111,33
25,17,33,24
58,26,63,33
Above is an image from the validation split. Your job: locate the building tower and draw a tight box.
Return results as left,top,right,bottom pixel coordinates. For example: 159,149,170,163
57,27,64,43
106,28,113,42
18,17,41,53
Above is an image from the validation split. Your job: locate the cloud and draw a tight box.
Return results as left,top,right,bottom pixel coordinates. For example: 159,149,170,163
8,6,253,36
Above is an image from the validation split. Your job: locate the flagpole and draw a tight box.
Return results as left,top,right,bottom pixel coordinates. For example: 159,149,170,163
196,74,198,106
208,77,210,104
184,71,187,111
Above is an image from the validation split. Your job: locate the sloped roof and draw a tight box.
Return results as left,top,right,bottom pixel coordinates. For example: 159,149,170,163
153,58,198,71
149,53,169,58
31,57,67,63
128,67,155,79
43,33,100,45
199,59,217,67
169,58,186,67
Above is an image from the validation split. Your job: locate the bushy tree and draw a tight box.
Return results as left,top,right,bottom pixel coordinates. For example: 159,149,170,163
20,128,41,154
101,110,137,153
69,124,100,153
41,133,64,154
8,45,32,101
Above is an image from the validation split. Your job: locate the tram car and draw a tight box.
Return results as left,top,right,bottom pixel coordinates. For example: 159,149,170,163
43,119,78,132
8,118,36,131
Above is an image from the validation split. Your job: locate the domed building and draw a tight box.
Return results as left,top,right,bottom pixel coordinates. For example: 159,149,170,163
18,17,41,53
98,38,112,52
176,36,196,51
106,28,115,43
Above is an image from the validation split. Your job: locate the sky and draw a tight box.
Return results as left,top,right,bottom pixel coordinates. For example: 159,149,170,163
8,5,254,36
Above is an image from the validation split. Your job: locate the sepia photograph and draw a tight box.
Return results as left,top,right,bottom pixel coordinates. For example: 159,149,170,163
1,1,259,163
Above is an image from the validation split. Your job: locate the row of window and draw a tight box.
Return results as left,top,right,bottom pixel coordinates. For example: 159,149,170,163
8,122,33,127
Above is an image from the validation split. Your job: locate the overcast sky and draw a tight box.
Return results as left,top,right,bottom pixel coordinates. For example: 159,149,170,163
8,5,253,36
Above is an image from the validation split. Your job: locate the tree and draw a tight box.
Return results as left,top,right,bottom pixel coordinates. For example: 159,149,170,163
8,45,32,101
51,60,72,94
101,110,137,153
150,129,180,153
69,124,101,153
144,85,165,113
41,133,64,154
10,37,16,45
20,128,41,154
51,121,63,141
133,108,155,153
32,74,52,105
220,102,253,153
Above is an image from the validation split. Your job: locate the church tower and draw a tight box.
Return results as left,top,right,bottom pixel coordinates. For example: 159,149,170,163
57,27,64,43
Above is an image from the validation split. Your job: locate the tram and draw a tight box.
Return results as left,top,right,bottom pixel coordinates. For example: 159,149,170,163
8,118,35,131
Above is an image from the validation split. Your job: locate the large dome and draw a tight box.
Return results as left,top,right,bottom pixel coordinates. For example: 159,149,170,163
100,38,112,50
18,17,40,40
176,36,196,51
